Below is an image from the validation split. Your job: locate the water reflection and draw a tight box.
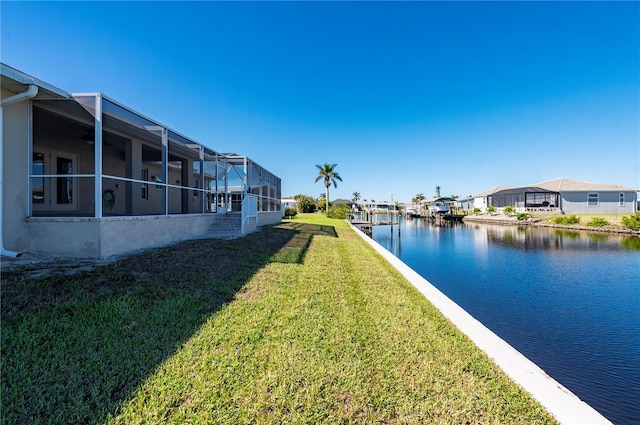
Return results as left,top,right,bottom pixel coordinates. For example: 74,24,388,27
481,224,635,252
393,218,640,252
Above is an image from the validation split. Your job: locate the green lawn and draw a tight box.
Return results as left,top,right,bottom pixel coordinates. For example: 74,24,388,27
1,213,557,424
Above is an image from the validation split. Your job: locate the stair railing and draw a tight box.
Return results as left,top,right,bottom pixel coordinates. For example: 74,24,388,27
241,194,258,235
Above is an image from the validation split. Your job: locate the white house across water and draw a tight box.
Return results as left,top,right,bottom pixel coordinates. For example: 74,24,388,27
474,177,638,215
1,63,281,258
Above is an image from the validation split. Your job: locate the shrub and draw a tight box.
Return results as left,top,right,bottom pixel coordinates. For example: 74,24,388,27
515,212,532,221
294,194,317,213
326,203,351,219
487,206,496,215
621,213,640,230
283,206,297,218
472,208,481,215
586,217,609,227
551,215,580,225
503,206,515,216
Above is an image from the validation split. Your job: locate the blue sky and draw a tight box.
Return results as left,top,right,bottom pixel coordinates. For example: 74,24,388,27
2,1,638,202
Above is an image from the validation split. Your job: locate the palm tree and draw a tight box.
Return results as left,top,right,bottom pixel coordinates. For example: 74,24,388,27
411,193,425,204
352,191,361,203
315,163,342,212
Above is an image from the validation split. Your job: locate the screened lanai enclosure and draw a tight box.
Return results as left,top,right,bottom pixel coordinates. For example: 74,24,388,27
3,63,282,258
30,95,281,219
224,154,282,213
31,95,231,217
487,187,560,210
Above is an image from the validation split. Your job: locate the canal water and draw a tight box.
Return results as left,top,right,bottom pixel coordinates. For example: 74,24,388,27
371,217,639,425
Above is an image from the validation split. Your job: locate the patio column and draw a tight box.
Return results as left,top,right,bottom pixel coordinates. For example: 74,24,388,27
198,148,204,213
125,139,142,215
187,144,205,213
181,158,191,213
94,95,103,218
244,156,249,200
161,129,168,215
144,125,168,215
223,156,228,210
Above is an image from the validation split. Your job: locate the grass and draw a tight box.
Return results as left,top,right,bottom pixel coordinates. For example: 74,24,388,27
2,213,557,424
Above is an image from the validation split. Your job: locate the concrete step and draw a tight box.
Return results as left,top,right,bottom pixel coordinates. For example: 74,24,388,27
208,213,243,237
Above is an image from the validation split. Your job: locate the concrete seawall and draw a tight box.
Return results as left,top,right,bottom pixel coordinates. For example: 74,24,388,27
463,214,640,235
350,223,612,425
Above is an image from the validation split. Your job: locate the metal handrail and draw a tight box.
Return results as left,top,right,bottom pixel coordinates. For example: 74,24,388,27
241,194,258,235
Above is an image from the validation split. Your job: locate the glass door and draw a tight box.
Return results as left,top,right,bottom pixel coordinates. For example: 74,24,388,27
32,147,79,213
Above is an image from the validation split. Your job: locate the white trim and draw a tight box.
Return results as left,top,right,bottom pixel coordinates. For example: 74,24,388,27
94,94,103,218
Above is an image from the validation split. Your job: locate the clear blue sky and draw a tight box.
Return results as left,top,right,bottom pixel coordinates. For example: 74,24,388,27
2,1,638,202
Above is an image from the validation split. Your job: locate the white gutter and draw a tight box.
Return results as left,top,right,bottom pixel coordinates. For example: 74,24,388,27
0,84,39,258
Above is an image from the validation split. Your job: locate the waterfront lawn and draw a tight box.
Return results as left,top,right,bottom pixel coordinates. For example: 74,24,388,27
2,213,557,424
542,213,629,225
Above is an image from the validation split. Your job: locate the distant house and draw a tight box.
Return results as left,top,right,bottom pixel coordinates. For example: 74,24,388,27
1,63,281,258
474,178,638,215
408,197,455,216
456,197,475,211
362,201,397,212
281,197,297,208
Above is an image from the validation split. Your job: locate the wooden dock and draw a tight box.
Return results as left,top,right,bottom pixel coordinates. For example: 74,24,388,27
350,219,398,236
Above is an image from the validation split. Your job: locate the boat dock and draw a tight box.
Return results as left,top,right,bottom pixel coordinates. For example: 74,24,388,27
350,216,400,236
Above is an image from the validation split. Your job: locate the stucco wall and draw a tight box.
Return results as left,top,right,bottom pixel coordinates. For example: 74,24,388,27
98,214,215,257
2,98,30,252
257,211,282,227
561,191,636,215
244,216,257,235
27,214,222,258
27,219,102,257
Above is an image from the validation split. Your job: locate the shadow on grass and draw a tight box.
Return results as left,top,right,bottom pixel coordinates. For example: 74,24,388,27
1,222,335,424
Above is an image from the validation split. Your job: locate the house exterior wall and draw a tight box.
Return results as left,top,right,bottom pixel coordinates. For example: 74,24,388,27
560,191,637,215
474,196,488,211
2,96,30,252
27,219,102,257
257,211,282,227
27,214,222,258
3,66,281,259
25,209,279,258
244,216,257,234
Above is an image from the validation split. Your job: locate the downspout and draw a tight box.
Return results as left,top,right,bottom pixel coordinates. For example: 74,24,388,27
0,84,38,258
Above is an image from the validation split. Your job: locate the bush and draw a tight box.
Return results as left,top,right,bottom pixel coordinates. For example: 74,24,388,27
621,213,640,230
503,206,515,216
283,206,297,218
586,217,609,227
515,212,532,221
326,203,351,219
551,215,580,225
294,194,317,213
472,208,481,215
487,206,496,215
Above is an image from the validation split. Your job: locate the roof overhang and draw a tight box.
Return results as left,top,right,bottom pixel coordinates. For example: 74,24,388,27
1,63,69,100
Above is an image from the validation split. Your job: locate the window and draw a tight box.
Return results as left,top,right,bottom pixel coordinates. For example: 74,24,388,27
619,192,625,207
141,168,149,200
587,193,599,206
56,157,73,204
32,152,45,204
